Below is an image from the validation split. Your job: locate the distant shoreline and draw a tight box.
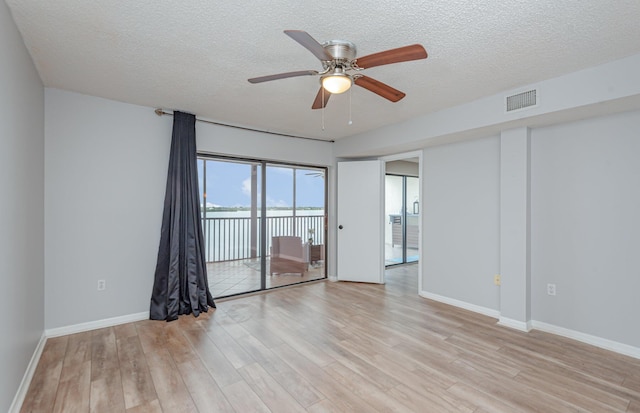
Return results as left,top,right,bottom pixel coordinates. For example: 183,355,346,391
202,208,325,219
204,206,323,212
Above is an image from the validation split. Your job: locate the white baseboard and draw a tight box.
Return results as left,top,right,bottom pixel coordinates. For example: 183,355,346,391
419,290,500,319
12,311,151,412
9,332,47,413
498,317,532,332
45,311,149,338
531,320,640,360
419,291,640,360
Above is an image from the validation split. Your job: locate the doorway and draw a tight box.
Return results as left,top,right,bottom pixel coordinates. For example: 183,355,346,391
381,151,422,294
385,173,419,266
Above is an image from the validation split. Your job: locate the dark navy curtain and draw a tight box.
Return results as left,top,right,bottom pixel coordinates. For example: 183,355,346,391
150,111,215,321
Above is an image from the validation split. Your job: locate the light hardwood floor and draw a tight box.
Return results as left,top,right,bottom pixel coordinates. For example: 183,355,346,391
21,265,640,412
207,258,326,298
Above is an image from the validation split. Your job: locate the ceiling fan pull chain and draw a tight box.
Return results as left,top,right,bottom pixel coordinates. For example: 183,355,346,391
348,87,353,125
321,87,325,130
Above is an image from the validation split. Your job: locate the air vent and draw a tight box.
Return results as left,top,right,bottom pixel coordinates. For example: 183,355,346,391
506,89,537,112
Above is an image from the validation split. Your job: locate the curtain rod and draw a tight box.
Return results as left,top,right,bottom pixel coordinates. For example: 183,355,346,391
154,109,335,143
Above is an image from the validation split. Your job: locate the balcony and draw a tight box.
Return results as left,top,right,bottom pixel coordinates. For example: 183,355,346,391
202,214,326,297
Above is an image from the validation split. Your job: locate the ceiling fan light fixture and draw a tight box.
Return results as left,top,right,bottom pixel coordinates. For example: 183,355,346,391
321,72,352,94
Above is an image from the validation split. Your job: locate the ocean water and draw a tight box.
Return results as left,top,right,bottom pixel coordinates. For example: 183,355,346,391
203,209,323,218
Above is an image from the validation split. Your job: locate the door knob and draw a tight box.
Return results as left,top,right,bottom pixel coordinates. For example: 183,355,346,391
338,225,343,229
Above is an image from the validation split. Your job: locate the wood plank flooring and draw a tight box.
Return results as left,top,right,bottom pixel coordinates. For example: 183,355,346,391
21,265,640,412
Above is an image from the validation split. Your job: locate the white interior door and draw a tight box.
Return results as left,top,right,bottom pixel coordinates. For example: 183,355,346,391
337,160,384,283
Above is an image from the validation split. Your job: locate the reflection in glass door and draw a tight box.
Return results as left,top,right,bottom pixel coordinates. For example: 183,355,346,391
198,156,326,298
385,174,419,266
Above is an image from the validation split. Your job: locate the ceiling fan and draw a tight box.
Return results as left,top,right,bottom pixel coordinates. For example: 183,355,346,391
248,30,428,109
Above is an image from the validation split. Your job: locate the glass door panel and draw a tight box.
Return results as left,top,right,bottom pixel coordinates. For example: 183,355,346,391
406,176,419,263
265,165,326,288
295,168,325,278
198,158,263,297
385,175,404,265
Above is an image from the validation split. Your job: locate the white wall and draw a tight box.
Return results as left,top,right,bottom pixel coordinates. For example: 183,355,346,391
417,110,640,350
44,89,334,330
531,110,640,347
422,136,501,311
335,53,640,158
0,2,45,411
499,128,532,328
45,89,172,329
197,121,333,166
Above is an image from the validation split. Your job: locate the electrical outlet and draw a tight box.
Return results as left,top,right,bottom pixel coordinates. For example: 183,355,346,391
97,280,106,291
494,274,501,286
547,283,556,296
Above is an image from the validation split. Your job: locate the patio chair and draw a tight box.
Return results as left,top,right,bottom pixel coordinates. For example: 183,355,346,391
270,236,308,276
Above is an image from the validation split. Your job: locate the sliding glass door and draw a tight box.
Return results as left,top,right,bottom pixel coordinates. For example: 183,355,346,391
385,174,419,266
198,156,326,298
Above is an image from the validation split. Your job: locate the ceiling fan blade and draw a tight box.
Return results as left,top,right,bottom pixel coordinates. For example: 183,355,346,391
284,30,334,61
248,70,318,83
354,76,406,102
311,87,331,109
355,44,427,69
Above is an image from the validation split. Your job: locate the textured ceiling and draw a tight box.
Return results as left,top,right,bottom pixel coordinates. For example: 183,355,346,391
6,0,640,140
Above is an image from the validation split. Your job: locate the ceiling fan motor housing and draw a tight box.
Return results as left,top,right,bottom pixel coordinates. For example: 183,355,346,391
322,40,357,62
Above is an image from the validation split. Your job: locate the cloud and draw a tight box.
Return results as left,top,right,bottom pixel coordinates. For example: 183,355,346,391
267,197,289,208
241,177,252,196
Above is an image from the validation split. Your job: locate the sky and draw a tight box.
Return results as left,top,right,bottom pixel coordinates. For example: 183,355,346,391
198,159,325,208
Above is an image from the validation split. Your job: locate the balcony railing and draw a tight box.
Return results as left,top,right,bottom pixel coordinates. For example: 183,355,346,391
201,215,324,262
